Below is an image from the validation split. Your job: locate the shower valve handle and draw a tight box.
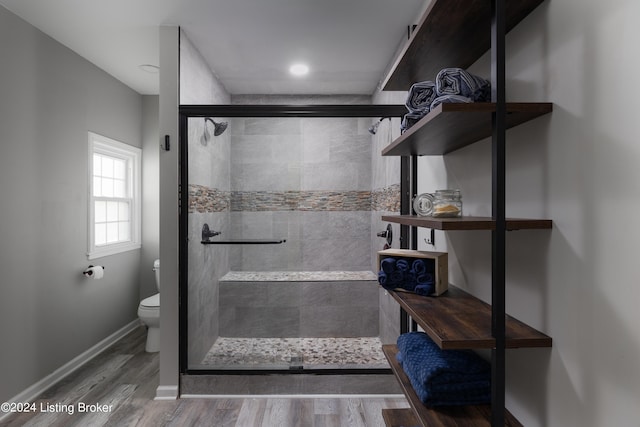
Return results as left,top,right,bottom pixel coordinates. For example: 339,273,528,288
201,223,221,242
377,224,393,245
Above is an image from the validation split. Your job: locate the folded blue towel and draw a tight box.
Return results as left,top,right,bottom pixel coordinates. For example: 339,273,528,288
390,270,404,285
414,283,434,296
395,259,409,272
401,112,426,133
435,68,491,101
411,259,427,275
430,94,473,110
405,81,437,114
378,271,398,291
378,257,437,294
396,332,491,406
381,257,396,274
378,271,388,286
401,271,417,291
416,272,433,285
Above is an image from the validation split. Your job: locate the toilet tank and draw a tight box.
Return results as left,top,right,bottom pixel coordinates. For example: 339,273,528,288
153,259,160,292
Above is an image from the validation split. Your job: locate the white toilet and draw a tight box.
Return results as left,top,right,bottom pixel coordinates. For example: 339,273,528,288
138,259,160,352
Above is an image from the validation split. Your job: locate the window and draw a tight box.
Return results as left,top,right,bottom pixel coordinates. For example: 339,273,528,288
88,132,141,259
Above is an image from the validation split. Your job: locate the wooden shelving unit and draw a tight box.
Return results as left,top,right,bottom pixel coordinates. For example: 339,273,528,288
381,102,552,156
382,345,523,427
381,215,552,231
378,0,551,425
389,287,551,350
381,0,546,91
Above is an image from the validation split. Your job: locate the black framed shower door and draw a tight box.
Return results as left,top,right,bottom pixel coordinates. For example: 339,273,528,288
178,104,406,375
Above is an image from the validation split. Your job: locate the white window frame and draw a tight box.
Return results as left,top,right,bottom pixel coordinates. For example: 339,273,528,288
88,132,141,259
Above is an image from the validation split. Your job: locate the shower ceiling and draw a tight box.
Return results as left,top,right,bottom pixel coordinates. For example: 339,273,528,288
0,0,426,95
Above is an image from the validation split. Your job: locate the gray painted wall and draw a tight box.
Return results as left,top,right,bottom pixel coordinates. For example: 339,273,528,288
140,95,160,299
158,25,180,397
0,6,145,402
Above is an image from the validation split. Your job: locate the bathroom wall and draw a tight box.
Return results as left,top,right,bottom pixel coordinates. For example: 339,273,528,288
229,95,373,272
179,31,231,365
140,95,160,299
0,5,144,403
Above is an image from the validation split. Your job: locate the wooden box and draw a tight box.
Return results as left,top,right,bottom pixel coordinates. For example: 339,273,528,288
377,248,448,296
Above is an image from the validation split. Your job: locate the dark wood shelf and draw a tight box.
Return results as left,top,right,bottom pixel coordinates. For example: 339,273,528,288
382,345,523,427
381,215,552,231
381,0,546,91
388,287,552,350
381,102,552,156
382,408,419,427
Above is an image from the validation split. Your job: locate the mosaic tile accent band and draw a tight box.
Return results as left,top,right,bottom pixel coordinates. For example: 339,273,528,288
189,184,231,213
231,190,371,212
189,184,400,213
372,184,401,212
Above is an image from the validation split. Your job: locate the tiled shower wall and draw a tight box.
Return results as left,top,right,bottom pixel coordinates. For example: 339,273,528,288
183,89,404,359
181,32,231,365
227,95,377,272
371,90,405,345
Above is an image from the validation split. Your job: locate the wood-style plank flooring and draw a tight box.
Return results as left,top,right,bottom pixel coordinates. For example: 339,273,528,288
3,326,409,426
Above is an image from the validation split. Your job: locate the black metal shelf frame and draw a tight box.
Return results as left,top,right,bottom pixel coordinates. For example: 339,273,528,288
491,1,507,425
396,2,509,425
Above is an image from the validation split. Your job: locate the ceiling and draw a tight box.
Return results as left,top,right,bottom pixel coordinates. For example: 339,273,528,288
0,0,426,96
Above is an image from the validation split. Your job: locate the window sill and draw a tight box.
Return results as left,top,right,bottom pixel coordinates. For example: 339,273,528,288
88,243,141,260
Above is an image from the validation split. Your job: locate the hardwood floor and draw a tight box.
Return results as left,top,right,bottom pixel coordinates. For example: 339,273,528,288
3,326,409,426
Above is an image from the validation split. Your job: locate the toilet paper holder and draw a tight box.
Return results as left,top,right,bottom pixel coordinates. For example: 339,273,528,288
83,265,105,278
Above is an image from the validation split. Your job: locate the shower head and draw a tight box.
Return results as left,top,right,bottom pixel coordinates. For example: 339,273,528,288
204,117,228,137
368,117,389,135
368,121,380,135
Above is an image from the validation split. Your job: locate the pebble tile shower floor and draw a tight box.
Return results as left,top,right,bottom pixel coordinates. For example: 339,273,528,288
201,337,388,370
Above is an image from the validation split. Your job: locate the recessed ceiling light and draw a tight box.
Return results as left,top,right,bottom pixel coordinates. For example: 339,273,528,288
139,64,160,74
289,63,309,77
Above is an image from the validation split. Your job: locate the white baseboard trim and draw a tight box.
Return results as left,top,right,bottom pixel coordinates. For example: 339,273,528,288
155,385,179,400
0,319,141,423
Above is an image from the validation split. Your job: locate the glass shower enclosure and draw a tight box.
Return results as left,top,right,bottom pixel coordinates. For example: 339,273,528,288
179,104,404,374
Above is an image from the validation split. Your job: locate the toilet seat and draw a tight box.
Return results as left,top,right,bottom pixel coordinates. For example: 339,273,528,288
140,293,160,308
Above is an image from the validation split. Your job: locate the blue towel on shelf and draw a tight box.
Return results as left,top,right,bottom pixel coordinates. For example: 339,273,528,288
378,257,436,295
411,259,427,275
401,271,417,291
414,283,434,296
390,270,404,285
401,112,425,134
405,81,437,114
395,259,409,272
396,332,491,406
435,68,491,101
416,272,433,286
377,271,389,288
430,94,473,111
381,257,396,274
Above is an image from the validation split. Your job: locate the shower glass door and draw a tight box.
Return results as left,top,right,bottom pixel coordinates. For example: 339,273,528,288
180,105,402,373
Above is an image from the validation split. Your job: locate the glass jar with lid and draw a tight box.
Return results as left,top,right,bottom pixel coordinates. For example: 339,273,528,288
413,190,462,217
432,189,462,217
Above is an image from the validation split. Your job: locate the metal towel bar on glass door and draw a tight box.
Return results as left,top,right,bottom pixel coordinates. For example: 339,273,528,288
200,223,286,245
